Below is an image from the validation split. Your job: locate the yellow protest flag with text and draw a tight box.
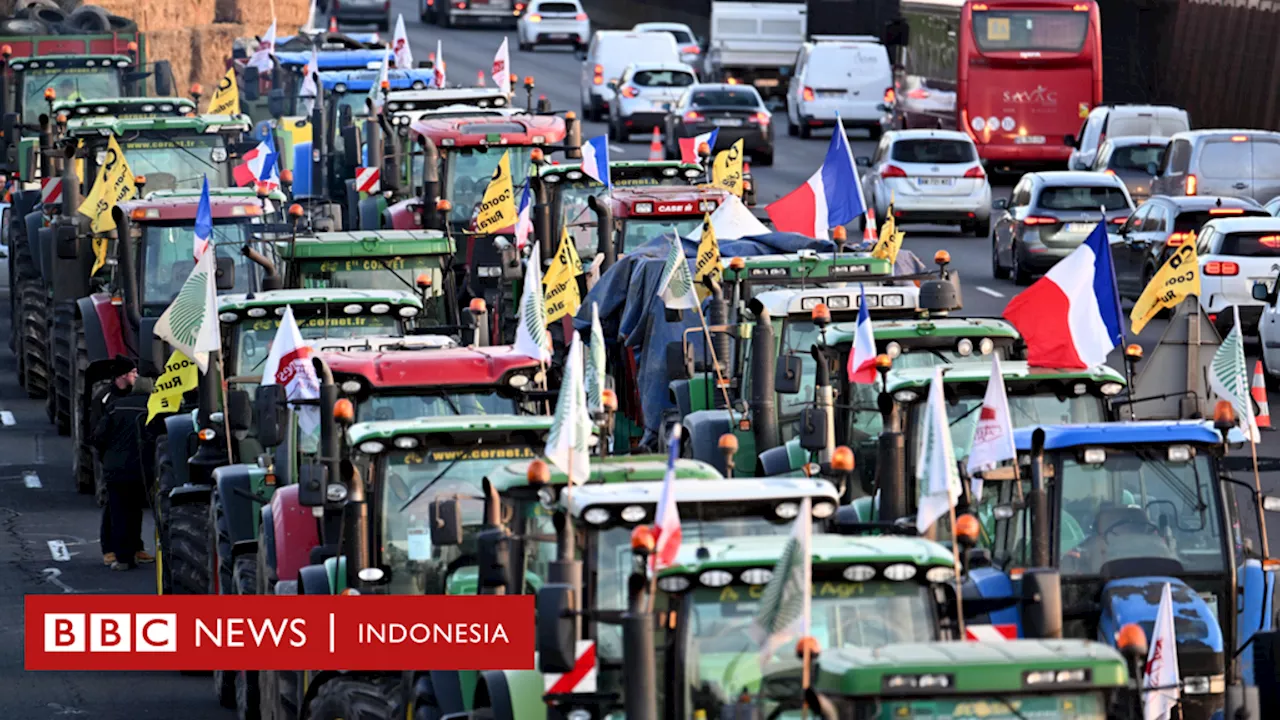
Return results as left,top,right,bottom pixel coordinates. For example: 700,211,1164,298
208,68,241,116
473,150,517,234
81,135,137,275
694,213,722,302
147,350,199,423
1130,236,1201,335
871,199,903,265
543,227,583,323
711,139,744,197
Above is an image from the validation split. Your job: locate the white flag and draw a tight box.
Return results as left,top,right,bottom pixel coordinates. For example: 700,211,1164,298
657,234,697,310
1209,304,1260,443
916,366,962,534
585,302,606,414
513,242,552,363
153,246,221,374
749,495,811,667
392,15,414,69
433,39,446,88
545,330,592,485
260,306,321,440
966,355,1016,499
492,37,511,96
248,19,277,74
1143,583,1181,720
299,48,319,115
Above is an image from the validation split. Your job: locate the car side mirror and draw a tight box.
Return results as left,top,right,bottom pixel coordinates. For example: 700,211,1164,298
429,497,463,547
876,103,890,113
855,156,871,168
775,354,803,394
1253,282,1271,302
536,584,578,673
607,80,618,90
799,406,829,451
1063,134,1077,148
1146,161,1159,176
296,459,328,507
666,341,691,380
575,49,588,61
226,389,252,433
254,383,288,448
215,256,237,290
992,198,1009,210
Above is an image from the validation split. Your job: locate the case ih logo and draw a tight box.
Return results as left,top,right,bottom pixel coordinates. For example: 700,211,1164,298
657,202,695,213
1001,86,1057,106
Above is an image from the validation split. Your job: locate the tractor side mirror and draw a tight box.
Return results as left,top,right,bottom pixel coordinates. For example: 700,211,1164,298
254,383,288,448
666,341,690,380
215,256,237,290
775,353,803,394
241,67,260,101
429,497,463,546
476,527,511,590
536,584,577,673
296,459,328,507
267,88,285,118
799,406,829,451
226,389,253,433
1253,282,1271,302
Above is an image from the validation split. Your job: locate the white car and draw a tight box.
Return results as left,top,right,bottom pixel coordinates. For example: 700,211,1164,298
1201,217,1280,340
786,36,893,140
607,62,697,142
579,30,680,122
631,21,702,67
517,0,589,52
858,130,992,237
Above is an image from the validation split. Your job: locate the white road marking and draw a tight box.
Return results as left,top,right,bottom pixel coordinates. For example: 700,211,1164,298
23,471,40,488
47,704,87,716
42,568,76,593
48,540,71,562
0,411,14,426
608,144,625,154
975,286,1004,298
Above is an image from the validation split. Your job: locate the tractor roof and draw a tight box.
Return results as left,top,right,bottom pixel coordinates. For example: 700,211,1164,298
284,230,453,258
411,114,566,147
142,187,288,203
814,639,1128,695
1011,420,1225,451
885,362,1126,394
217,288,423,311
348,414,555,447
485,455,722,489
723,251,893,281
10,55,133,71
386,88,512,112
610,186,728,219
660,533,954,577
306,335,457,352
322,345,541,389
53,96,197,118
542,160,704,185
66,114,251,135
752,284,922,319
562,477,835,519
818,317,1019,344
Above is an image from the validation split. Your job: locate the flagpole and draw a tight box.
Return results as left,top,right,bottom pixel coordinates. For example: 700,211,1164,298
1249,431,1270,558
692,294,737,428
947,498,967,640
216,353,235,460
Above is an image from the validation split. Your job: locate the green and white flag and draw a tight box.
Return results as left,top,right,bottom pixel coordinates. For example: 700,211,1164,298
513,241,553,363
153,246,220,374
586,302,606,414
917,366,962,533
1210,305,1260,443
656,234,698,310
367,48,391,114
545,330,593,484
749,495,811,667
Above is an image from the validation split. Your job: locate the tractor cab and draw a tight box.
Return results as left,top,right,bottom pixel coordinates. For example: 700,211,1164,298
605,186,728,257
65,113,251,191
385,87,513,124
723,251,895,307
51,95,196,121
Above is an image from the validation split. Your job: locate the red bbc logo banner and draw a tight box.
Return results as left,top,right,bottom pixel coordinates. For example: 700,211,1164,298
25,595,535,672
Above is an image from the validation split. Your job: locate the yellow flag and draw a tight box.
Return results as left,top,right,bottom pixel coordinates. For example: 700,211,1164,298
1130,236,1201,335
871,200,903,265
711,139,744,197
147,350,199,423
544,227,583,323
694,213,722,302
80,134,137,237
208,68,241,116
473,150,518,234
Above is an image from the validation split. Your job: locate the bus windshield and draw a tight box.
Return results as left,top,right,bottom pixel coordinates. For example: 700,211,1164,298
233,313,402,376
446,146,534,226
971,10,1090,53
121,135,231,190
141,221,254,311
23,67,124,124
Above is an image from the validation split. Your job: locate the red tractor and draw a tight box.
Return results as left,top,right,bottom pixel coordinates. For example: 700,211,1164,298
599,185,731,257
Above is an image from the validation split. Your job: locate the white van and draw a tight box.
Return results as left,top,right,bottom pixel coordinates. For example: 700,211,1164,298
786,36,893,139
579,30,680,122
1066,105,1190,170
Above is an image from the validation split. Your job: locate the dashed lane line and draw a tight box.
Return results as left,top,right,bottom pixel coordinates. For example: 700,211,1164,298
975,286,1004,298
0,411,13,426
23,471,40,488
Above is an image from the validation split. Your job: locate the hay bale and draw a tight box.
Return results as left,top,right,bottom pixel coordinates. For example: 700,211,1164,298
214,0,307,30
190,23,256,110
146,27,194,92
85,0,213,32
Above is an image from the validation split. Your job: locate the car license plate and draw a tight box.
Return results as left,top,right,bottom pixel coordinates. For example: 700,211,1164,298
917,178,953,187
1014,135,1046,145
1065,223,1092,233
713,118,743,127
548,33,570,39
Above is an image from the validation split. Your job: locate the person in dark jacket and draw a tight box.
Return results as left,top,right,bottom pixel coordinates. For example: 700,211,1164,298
91,356,155,571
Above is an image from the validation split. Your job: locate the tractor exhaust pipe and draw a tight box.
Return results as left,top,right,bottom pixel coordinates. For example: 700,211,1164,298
1029,428,1050,569
624,538,657,720
419,136,441,230
586,194,614,271
38,115,54,182
876,390,906,522
751,308,778,456
564,112,582,160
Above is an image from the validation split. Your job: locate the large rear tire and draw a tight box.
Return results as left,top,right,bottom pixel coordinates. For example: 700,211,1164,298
153,436,176,595
234,554,261,720
307,677,396,720
166,501,212,595
50,302,74,435
20,277,49,399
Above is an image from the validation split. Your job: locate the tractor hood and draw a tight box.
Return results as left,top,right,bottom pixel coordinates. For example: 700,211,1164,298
1098,576,1224,678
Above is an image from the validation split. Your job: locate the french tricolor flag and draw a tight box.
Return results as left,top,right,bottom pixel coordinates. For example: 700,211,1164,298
678,129,718,165
651,424,683,572
847,284,876,383
1003,221,1125,369
192,177,213,261
581,135,610,188
766,116,867,239
233,141,279,189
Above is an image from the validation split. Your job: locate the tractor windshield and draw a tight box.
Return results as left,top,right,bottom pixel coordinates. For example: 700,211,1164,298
23,67,124,125
619,218,702,254
141,221,255,312
296,255,448,325
120,135,232,190
357,390,519,421
379,446,544,595
1054,450,1225,576
445,146,533,226
679,581,935,714
849,693,1109,720
231,313,402,376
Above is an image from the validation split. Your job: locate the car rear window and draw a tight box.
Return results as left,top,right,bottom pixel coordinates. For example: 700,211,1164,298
1199,139,1252,179
536,2,578,12
1107,144,1165,172
1220,232,1280,256
633,70,695,87
890,139,976,164
1037,186,1130,211
1106,115,1187,139
690,89,760,107
1175,209,1269,233
1253,140,1280,180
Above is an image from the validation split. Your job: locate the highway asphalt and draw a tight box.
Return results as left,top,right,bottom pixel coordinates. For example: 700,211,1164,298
4,4,1279,716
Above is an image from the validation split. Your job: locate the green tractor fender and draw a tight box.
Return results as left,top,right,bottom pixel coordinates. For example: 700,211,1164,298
322,555,348,594
681,410,734,475
446,567,544,595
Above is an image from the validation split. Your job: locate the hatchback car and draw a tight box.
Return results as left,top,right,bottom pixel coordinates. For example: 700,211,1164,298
517,0,589,51
579,30,680,122
607,62,697,141
991,171,1134,286
1149,129,1280,204
858,130,990,236
663,83,774,165
1091,137,1166,205
632,22,702,66
1066,105,1189,171
1113,195,1269,298
1195,217,1280,335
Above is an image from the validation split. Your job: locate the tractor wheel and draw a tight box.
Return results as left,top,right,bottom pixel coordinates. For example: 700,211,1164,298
50,302,74,435
71,315,95,494
234,555,261,720
211,488,234,594
21,280,49,400
167,501,212,595
153,435,176,595
308,676,397,720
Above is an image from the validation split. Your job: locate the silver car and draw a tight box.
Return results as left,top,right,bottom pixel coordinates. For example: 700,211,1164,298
991,171,1134,286
607,62,698,141
858,129,991,236
1091,137,1166,205
1149,129,1280,204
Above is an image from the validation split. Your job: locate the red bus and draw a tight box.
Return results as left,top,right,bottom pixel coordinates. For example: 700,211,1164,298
894,0,1102,168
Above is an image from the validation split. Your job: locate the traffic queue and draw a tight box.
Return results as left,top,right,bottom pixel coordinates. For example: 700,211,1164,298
4,0,1280,719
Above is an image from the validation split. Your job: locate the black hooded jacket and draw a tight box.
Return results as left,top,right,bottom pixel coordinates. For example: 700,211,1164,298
90,383,149,483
